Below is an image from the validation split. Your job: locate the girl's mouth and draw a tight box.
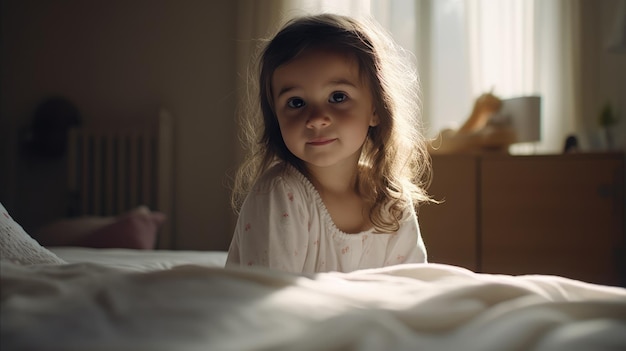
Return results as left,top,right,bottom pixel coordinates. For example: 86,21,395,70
307,138,336,146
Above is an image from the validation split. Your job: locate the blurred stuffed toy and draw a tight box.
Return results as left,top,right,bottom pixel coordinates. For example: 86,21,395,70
429,92,517,154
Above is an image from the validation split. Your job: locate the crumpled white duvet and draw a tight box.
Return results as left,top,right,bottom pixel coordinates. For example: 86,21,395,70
2,261,625,351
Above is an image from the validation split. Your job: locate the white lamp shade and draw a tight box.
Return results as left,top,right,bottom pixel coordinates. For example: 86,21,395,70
497,96,541,143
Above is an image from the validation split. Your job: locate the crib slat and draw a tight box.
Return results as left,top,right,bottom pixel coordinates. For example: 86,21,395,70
129,132,138,209
81,131,90,216
67,129,78,210
141,133,152,206
105,133,115,216
117,134,127,214
93,133,102,215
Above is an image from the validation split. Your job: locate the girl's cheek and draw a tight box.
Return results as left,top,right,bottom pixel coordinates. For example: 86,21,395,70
280,113,307,128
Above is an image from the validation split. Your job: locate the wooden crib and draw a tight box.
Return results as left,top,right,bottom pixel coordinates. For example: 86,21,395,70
66,109,174,249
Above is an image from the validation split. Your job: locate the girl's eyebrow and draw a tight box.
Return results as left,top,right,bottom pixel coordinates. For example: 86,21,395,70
328,78,359,89
275,78,358,99
276,86,296,99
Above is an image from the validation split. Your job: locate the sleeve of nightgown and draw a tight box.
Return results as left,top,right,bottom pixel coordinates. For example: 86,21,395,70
225,177,309,273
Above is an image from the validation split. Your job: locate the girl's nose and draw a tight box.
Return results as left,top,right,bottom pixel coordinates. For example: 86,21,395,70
306,107,331,129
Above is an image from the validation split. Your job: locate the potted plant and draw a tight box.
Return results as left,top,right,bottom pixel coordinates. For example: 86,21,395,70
598,102,619,150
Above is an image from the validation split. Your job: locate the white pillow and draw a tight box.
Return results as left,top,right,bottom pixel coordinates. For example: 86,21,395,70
0,202,66,265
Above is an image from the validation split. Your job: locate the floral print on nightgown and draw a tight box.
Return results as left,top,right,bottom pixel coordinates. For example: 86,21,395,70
225,163,427,274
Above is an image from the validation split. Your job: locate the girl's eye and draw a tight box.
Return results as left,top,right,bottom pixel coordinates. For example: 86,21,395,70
287,98,305,109
329,92,348,103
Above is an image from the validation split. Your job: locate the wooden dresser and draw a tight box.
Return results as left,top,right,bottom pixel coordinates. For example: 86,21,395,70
418,152,625,286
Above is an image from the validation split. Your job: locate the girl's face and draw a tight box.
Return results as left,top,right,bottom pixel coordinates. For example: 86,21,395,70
271,49,379,171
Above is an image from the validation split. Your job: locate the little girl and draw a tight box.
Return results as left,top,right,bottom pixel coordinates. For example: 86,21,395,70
226,13,432,273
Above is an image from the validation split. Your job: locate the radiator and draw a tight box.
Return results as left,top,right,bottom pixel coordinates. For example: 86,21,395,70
67,109,174,248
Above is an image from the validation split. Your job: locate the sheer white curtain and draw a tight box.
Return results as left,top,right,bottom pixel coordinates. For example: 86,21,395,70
467,0,537,97
467,0,540,154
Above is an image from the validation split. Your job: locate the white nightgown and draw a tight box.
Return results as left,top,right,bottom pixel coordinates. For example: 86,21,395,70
225,163,427,273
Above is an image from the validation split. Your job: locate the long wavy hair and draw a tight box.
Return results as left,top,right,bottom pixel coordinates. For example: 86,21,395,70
232,13,432,233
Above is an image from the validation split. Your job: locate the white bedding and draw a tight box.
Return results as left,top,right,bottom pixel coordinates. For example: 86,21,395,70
2,256,626,351
49,247,228,271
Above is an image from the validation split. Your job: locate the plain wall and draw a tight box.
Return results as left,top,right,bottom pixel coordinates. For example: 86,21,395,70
580,0,626,150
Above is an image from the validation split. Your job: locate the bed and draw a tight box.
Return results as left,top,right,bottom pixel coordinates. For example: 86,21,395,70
2,203,626,351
